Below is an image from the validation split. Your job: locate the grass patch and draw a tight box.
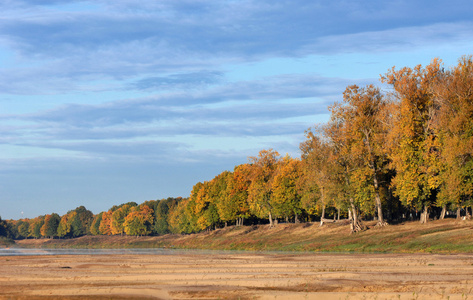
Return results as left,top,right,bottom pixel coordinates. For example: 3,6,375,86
15,219,473,254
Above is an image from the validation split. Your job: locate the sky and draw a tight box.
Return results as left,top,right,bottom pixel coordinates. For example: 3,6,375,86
1,0,472,220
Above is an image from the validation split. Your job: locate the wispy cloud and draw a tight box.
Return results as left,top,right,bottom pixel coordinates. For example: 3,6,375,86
1,0,472,218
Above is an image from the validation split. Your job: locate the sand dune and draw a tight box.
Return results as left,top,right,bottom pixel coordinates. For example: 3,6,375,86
1,252,473,299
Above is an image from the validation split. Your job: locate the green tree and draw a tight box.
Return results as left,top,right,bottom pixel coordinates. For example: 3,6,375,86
89,212,103,236
28,216,45,239
16,220,30,239
70,206,94,237
40,213,60,238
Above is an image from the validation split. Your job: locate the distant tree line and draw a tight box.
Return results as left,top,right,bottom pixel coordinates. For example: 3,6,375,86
2,55,472,238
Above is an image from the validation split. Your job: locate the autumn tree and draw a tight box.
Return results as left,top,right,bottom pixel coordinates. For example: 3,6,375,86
99,211,113,235
111,204,133,235
154,198,177,235
212,171,242,227
57,211,76,238
432,56,473,218
16,220,30,239
89,212,103,236
338,84,391,226
247,149,281,227
324,105,366,233
0,216,12,238
299,129,341,225
381,59,442,223
190,180,220,231
124,204,154,236
28,216,45,239
271,156,302,222
70,206,94,237
225,164,252,226
168,198,194,234
40,213,60,238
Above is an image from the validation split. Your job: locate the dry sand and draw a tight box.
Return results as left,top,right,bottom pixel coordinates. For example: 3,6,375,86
1,252,473,299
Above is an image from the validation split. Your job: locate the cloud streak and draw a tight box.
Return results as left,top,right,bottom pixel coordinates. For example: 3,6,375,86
1,0,472,219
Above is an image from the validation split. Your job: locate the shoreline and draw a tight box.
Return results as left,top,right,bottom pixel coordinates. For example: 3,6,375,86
11,218,473,254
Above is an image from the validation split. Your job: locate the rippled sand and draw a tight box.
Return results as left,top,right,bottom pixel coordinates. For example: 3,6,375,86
1,252,473,299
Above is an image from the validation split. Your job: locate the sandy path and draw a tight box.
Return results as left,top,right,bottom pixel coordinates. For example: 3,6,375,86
1,252,473,299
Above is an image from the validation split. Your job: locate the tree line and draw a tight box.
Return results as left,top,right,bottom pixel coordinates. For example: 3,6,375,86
2,55,472,238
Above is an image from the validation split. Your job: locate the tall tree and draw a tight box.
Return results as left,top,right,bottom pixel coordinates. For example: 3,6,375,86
432,56,473,218
299,129,339,225
247,149,281,227
381,59,442,223
324,105,366,233
271,156,302,222
341,84,390,226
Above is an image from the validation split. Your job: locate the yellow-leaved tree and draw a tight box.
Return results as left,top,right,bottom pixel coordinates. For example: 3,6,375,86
381,59,442,223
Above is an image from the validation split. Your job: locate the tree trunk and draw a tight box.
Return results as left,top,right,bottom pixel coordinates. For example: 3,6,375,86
456,206,461,220
440,205,446,220
466,207,471,220
420,205,429,224
373,173,387,227
365,134,387,227
319,205,326,227
294,213,299,224
268,212,273,228
350,200,365,233
337,207,340,221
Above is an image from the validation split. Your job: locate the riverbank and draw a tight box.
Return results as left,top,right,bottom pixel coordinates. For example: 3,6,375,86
15,218,473,254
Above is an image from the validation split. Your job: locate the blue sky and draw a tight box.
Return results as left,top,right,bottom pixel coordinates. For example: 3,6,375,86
1,0,472,220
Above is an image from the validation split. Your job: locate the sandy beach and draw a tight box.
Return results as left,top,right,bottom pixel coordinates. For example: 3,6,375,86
1,252,473,299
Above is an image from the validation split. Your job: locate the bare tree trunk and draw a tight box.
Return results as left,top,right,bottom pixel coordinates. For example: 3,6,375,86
373,174,387,227
420,205,429,224
456,206,461,220
350,200,365,233
268,212,273,228
466,207,471,220
440,205,446,220
319,205,326,227
364,133,387,227
337,207,340,221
